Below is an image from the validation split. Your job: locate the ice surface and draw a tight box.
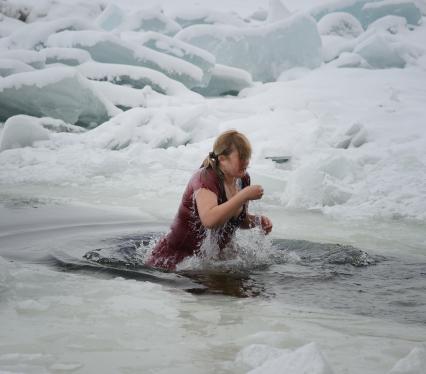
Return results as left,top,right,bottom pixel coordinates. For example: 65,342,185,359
123,31,216,86
0,67,118,127
193,64,253,96
39,47,91,66
77,61,198,97
389,347,426,374
176,13,322,82
0,58,34,77
46,30,203,88
318,12,364,37
0,115,50,151
311,0,422,28
267,0,291,23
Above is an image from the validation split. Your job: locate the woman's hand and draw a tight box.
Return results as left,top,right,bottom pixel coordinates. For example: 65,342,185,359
241,185,264,201
259,215,273,234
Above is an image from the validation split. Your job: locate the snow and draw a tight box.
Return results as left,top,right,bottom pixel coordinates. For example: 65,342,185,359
39,47,91,66
0,58,34,77
0,115,50,151
266,0,291,23
176,13,322,82
317,12,364,38
389,347,426,374
0,17,95,50
167,7,247,28
243,342,334,374
193,64,253,96
0,49,45,69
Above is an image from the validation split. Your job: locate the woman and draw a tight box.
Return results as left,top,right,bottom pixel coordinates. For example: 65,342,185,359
146,130,273,270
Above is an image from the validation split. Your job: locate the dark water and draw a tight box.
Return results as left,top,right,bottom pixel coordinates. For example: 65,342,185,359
48,232,426,326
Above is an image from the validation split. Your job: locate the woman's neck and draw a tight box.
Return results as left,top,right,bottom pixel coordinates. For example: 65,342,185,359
222,171,236,186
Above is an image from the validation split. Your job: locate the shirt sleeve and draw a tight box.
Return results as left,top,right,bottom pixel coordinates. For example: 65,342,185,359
192,168,221,197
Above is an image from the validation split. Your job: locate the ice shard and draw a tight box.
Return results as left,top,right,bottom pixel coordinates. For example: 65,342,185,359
175,13,322,82
311,0,421,28
77,61,198,97
123,31,215,86
46,30,203,88
0,67,119,128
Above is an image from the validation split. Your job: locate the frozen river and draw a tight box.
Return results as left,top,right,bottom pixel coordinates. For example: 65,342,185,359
0,186,425,374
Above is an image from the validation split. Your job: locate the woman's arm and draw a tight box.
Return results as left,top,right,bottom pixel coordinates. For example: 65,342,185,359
195,185,263,229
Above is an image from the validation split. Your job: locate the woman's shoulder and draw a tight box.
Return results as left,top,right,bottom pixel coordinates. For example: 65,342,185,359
189,167,220,192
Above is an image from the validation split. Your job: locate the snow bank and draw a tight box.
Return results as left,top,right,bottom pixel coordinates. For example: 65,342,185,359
0,67,118,127
123,31,215,86
176,13,322,82
46,30,203,88
0,115,50,151
77,61,198,97
193,64,253,96
83,106,206,150
237,342,334,374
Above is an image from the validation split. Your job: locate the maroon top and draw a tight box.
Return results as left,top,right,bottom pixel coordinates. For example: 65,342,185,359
146,167,250,270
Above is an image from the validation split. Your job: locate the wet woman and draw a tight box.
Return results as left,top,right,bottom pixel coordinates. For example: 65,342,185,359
146,130,273,270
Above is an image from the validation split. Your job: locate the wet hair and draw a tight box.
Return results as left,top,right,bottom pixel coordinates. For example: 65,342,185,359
202,130,252,174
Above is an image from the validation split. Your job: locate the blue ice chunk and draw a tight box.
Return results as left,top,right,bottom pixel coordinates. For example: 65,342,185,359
176,13,322,82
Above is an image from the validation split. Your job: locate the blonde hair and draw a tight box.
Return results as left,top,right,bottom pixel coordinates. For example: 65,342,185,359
202,130,252,171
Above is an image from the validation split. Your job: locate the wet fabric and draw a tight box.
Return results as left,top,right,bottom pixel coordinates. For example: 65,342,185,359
147,167,250,270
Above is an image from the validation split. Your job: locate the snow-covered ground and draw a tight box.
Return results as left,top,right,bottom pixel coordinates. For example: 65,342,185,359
1,0,426,373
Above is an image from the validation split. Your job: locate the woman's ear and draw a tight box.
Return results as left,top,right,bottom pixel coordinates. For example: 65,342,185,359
218,154,226,163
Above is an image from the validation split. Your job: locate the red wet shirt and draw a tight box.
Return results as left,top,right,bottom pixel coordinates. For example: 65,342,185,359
147,167,250,270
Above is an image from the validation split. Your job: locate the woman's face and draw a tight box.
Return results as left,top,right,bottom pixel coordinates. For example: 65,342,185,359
219,149,249,179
